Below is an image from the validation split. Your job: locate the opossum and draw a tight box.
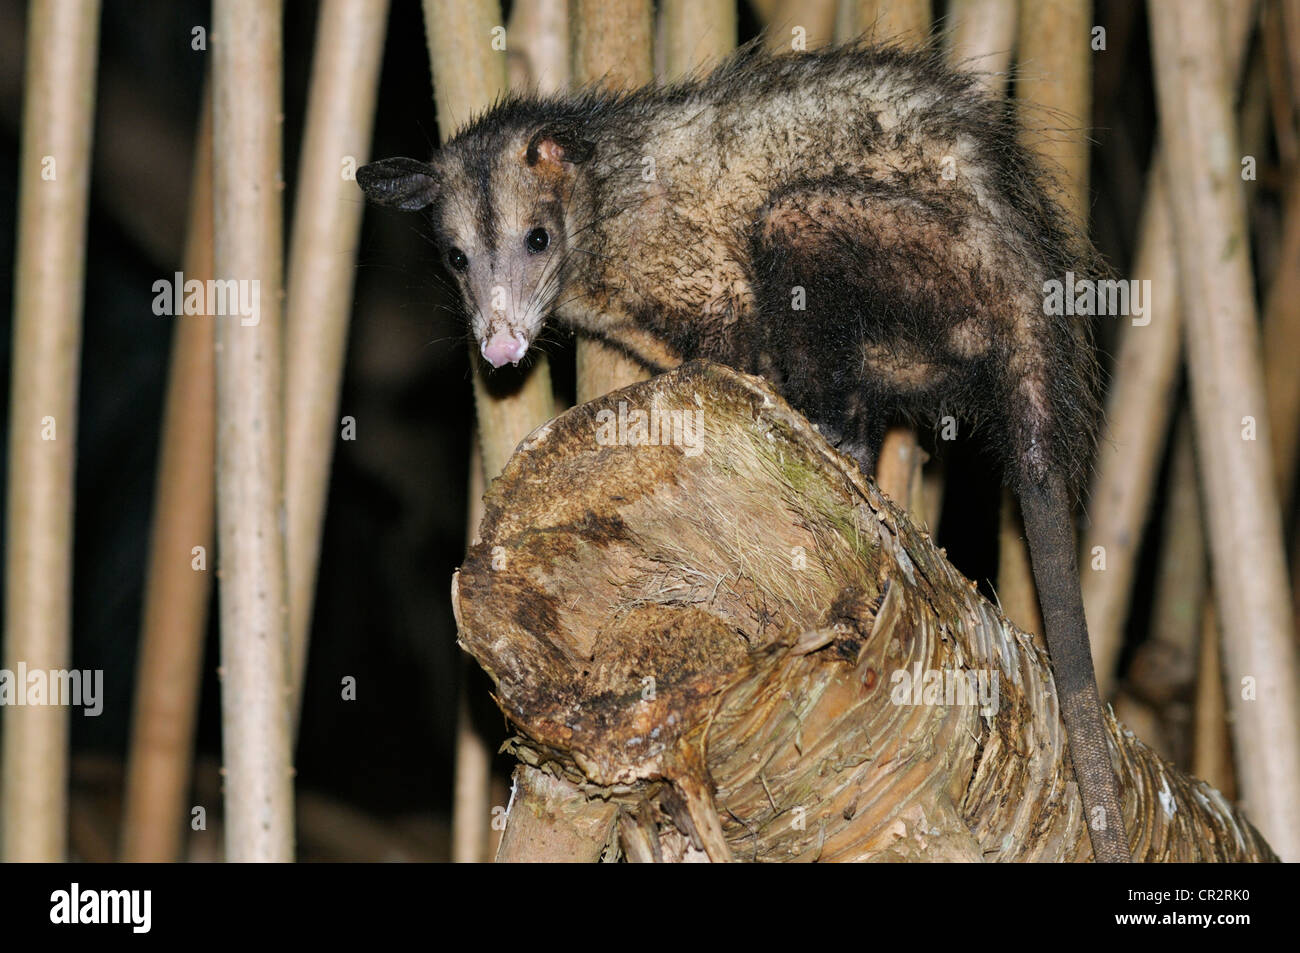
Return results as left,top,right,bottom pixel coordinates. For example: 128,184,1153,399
358,39,1130,863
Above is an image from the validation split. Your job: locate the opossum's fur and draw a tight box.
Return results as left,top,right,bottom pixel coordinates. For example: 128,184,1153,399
361,38,1105,499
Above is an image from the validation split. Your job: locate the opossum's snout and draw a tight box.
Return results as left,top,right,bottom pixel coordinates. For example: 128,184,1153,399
458,221,566,369
480,329,530,368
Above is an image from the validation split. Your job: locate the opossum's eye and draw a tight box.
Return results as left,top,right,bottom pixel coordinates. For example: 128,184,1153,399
526,228,550,253
447,248,469,272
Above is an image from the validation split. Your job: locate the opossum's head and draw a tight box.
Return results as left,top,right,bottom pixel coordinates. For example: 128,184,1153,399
358,124,592,368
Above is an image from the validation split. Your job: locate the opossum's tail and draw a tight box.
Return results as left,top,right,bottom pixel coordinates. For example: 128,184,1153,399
1021,472,1132,862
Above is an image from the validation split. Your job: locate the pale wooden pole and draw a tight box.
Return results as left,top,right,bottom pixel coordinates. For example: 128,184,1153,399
284,0,390,723
1082,0,1255,698
212,0,295,862
1150,0,1300,860
506,0,569,91
1,0,100,863
120,88,215,862
1081,163,1181,691
449,0,573,865
1263,183,1300,507
661,0,736,77
421,0,558,861
571,0,655,403
764,0,838,50
946,0,1017,94
848,0,932,41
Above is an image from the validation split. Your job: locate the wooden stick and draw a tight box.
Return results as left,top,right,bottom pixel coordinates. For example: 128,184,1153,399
284,0,390,724
1263,183,1300,507
572,0,654,403
1081,163,1180,687
660,0,736,78
1149,0,1300,860
422,0,558,861
1146,415,1207,697
448,0,572,865
493,766,619,862
764,0,837,52
1193,605,1236,798
120,84,215,863
1,0,100,863
506,0,569,92
1082,0,1255,693
848,0,932,42
946,0,1017,94
1016,0,1091,219
451,438,490,863
212,0,295,862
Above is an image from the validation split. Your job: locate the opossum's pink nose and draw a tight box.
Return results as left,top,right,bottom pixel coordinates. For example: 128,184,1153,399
481,330,529,368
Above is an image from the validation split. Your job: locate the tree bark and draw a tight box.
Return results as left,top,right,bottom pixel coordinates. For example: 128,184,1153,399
453,362,1277,862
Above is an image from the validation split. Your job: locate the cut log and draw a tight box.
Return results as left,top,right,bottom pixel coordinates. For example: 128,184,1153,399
453,362,1277,863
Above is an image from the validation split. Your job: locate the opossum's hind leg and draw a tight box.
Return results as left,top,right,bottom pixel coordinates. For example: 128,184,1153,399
837,423,888,480
747,176,970,482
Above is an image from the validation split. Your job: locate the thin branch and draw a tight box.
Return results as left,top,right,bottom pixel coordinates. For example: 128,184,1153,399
1150,0,1300,860
284,0,390,725
120,81,215,863
212,0,294,862
2,0,100,863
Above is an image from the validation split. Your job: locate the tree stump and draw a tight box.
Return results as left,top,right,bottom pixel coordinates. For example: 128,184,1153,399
452,361,1278,862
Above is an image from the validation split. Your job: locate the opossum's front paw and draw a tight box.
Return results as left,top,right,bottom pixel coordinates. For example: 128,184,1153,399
812,421,844,446
836,440,876,479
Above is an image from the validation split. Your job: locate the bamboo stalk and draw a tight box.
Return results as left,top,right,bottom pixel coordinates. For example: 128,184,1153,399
452,438,490,863
946,0,1017,93
945,0,1024,620
284,0,390,724
848,0,932,41
1193,606,1235,798
1081,164,1180,688
1263,183,1300,507
212,0,295,862
422,0,558,861
449,2,576,862
1016,0,1091,219
764,0,837,52
506,0,569,92
572,0,654,403
1082,0,1255,693
1,0,100,863
1149,0,1300,859
1147,415,1207,691
120,85,215,863
660,0,736,78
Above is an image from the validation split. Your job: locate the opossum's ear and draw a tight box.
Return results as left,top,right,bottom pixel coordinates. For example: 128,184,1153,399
356,157,440,211
526,125,594,168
